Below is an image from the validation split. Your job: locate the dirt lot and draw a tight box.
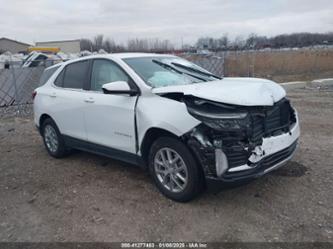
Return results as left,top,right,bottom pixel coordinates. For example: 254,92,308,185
0,87,332,242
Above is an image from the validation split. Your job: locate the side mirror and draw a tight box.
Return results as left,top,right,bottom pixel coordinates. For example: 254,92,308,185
102,81,138,96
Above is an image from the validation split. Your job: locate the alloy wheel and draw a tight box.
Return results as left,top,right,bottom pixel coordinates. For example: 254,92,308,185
44,125,59,153
154,148,188,193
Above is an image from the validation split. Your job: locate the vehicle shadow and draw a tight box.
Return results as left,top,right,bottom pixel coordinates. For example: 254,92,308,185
64,149,304,205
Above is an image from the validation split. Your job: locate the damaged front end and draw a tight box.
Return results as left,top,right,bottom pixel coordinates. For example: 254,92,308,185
181,95,298,182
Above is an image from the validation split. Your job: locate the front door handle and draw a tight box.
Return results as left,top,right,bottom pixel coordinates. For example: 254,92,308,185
50,92,56,98
84,98,95,103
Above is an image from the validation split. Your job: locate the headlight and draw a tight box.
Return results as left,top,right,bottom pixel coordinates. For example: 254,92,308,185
187,107,247,119
184,96,251,131
187,106,250,131
202,118,248,130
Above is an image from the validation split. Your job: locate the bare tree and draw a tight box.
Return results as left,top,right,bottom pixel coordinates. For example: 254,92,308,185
104,38,117,53
93,35,104,51
127,38,174,52
245,33,258,49
80,39,93,52
219,34,229,50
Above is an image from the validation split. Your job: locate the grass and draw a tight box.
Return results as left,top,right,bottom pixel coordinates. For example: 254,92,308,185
225,49,333,82
185,48,333,83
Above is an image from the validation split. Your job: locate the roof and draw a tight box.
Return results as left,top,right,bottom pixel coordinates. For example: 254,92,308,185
59,53,176,65
108,52,175,59
0,37,32,46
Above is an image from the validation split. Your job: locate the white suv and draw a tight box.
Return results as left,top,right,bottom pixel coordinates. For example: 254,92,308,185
33,53,300,202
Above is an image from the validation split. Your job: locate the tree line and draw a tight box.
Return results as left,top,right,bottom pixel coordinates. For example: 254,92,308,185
80,35,174,53
80,32,333,53
196,32,333,51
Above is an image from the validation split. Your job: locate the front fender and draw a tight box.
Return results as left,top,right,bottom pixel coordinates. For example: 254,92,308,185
136,95,200,154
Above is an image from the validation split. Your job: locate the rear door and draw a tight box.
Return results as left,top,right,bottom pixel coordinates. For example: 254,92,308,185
83,59,138,154
47,60,90,140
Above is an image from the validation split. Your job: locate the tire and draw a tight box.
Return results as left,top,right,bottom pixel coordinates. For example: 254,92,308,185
148,137,204,202
41,118,69,158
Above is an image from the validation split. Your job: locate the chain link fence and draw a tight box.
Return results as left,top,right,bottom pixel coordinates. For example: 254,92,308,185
0,62,46,118
181,54,225,77
1,48,333,118
218,48,333,81
183,48,333,81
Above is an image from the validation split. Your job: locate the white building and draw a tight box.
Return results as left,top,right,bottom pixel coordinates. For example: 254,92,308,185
35,39,81,53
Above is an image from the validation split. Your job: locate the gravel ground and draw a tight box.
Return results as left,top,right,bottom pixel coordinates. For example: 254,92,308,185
0,87,332,242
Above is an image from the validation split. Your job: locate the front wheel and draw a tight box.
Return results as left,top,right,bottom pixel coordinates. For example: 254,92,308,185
148,137,204,202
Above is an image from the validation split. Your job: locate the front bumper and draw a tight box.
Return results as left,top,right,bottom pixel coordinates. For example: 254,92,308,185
206,116,300,185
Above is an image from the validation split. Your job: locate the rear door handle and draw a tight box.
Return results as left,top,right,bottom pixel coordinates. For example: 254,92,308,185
50,92,56,98
84,97,95,103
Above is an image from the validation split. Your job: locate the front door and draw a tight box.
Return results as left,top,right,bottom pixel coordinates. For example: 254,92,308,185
84,59,138,154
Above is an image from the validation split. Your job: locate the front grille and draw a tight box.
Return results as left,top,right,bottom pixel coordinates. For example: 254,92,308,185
252,116,265,143
251,99,295,142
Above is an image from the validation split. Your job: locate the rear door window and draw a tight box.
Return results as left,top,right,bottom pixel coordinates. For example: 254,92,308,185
63,60,89,89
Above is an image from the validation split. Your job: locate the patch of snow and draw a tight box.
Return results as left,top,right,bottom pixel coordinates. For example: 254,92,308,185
98,49,107,54
312,78,333,83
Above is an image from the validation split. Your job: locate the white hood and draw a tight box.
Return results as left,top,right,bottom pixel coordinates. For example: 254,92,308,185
152,77,286,106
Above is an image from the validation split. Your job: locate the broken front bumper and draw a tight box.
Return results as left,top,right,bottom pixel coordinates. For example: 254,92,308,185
206,116,300,184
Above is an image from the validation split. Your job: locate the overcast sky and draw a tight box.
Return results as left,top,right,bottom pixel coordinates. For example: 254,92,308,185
1,0,332,46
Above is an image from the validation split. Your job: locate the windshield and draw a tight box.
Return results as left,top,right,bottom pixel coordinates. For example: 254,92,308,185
123,56,220,88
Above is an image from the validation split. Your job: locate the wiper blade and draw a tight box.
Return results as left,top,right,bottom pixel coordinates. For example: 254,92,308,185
152,59,183,74
171,62,222,80
152,59,207,82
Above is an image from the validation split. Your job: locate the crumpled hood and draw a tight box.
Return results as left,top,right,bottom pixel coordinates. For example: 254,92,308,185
152,77,286,106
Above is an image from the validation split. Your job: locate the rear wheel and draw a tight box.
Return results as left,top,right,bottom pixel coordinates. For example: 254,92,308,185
41,118,69,158
148,137,204,202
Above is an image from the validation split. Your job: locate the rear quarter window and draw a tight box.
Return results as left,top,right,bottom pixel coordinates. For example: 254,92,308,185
54,69,65,87
39,65,60,86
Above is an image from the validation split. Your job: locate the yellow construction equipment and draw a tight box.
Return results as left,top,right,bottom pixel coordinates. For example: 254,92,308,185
28,47,60,54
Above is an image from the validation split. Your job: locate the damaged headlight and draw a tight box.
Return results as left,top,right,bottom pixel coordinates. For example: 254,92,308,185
187,107,248,120
185,97,251,131
188,107,250,130
202,117,249,130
